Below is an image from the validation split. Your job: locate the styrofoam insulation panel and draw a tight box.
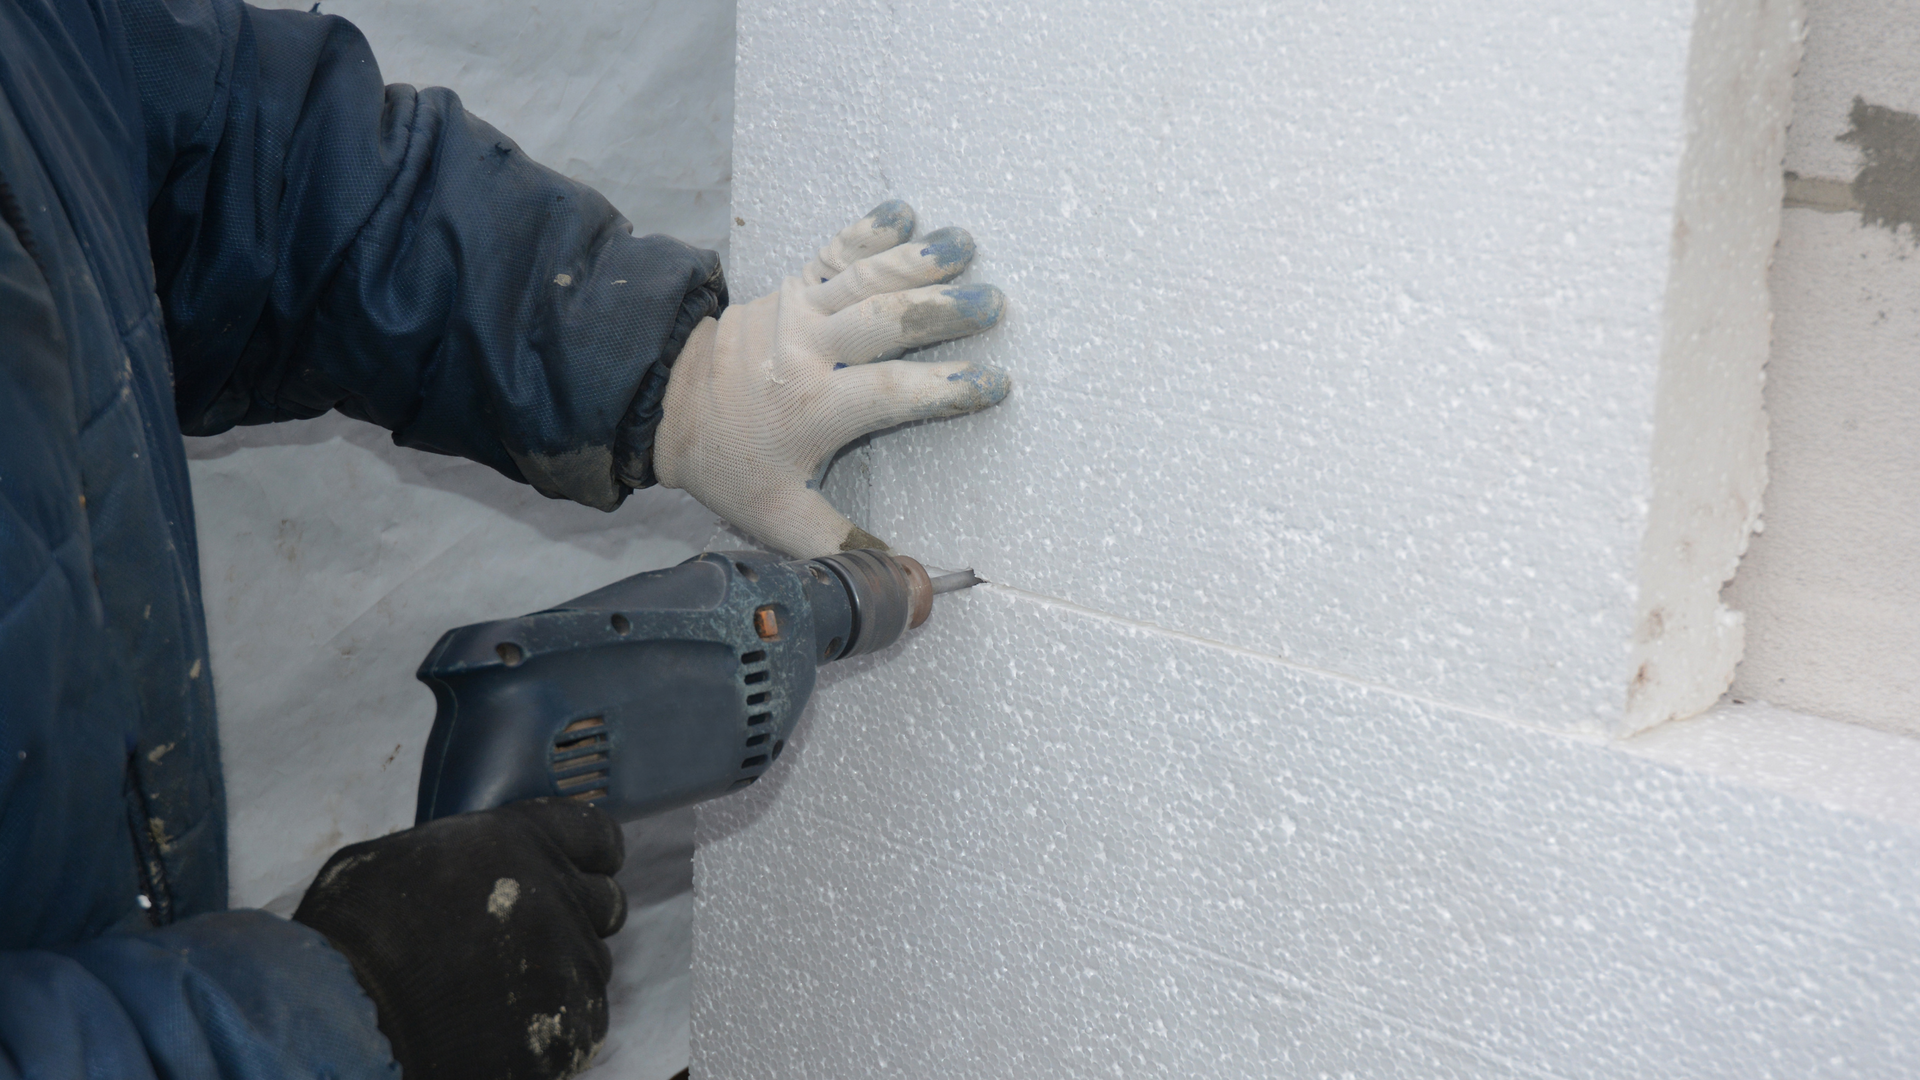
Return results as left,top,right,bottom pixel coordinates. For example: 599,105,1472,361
696,585,1920,1077
692,0,1875,1074
1624,0,1800,732
722,0,1794,737
1624,698,1920,826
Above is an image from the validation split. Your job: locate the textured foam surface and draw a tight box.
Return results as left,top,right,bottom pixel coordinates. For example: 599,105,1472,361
727,0,1706,732
1626,699,1920,826
1624,0,1797,732
692,1,1908,1075
698,586,1920,1077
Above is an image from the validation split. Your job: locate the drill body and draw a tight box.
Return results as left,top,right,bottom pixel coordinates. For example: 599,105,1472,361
414,549,936,825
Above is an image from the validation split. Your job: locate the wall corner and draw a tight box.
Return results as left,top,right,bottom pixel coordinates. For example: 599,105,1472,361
1626,0,1805,735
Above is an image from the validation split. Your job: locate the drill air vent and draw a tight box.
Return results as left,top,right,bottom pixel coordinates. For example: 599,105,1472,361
550,717,610,803
733,648,777,789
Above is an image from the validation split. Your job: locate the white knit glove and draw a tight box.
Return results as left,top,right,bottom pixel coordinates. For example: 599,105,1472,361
653,201,1010,557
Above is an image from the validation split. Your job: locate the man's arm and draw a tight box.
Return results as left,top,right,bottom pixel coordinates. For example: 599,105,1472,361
127,0,724,510
0,912,396,1080
0,185,393,1080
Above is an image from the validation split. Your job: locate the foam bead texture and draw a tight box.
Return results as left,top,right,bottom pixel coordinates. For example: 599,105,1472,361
698,586,1920,1077
722,0,1694,731
692,1,1920,1077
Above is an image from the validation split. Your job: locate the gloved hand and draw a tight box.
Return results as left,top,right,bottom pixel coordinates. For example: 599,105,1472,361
653,200,1011,557
292,799,627,1080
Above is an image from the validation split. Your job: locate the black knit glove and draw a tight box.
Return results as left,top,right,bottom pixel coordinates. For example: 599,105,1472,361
293,799,628,1080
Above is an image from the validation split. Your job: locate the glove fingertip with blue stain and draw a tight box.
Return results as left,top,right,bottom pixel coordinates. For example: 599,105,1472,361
653,201,1013,558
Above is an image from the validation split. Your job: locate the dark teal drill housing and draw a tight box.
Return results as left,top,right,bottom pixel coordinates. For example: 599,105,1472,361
413,549,933,825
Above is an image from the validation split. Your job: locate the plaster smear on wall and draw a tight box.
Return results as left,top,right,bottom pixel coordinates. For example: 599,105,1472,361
693,1,1913,1076
701,586,1920,1077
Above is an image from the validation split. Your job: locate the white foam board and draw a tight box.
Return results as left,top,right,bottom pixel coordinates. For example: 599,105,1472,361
1625,0,1798,731
724,0,1789,735
693,1,1874,1075
697,585,1920,1077
1625,698,1920,826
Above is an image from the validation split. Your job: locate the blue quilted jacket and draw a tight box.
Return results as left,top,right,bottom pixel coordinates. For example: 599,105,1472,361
0,0,724,1073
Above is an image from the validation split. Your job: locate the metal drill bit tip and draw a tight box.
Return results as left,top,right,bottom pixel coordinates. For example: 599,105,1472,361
927,568,983,595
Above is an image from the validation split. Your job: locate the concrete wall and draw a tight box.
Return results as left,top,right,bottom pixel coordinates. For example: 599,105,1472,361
1724,0,1920,737
691,1,1920,1075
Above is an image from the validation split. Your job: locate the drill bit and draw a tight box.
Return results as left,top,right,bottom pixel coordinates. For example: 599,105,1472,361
928,568,983,595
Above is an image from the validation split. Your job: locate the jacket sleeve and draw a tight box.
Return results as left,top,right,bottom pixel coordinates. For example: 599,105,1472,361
0,180,391,1080
125,0,726,508
0,911,396,1080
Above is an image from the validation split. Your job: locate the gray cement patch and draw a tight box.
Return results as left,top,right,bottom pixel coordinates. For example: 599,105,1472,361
1842,96,1920,236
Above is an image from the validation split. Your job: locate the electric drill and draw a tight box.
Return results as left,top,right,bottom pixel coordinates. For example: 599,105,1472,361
412,549,978,825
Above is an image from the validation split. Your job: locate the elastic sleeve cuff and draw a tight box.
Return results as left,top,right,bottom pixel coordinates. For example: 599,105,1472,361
611,251,728,490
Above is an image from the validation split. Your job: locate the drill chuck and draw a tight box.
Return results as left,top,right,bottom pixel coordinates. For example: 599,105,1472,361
413,549,966,825
810,548,934,661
